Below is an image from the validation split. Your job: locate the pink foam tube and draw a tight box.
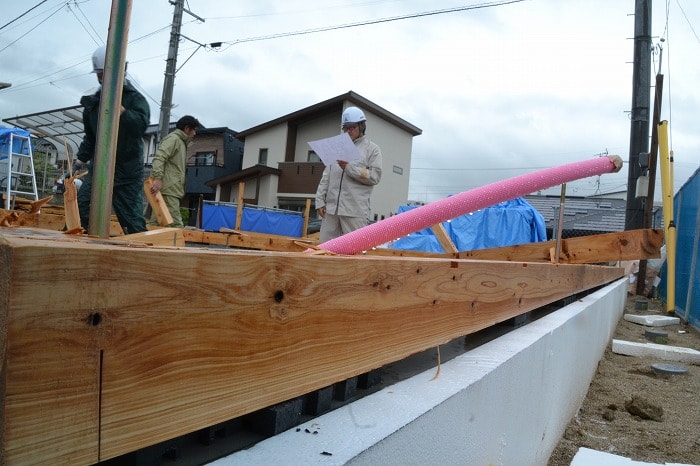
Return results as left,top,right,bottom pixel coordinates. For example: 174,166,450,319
316,156,623,255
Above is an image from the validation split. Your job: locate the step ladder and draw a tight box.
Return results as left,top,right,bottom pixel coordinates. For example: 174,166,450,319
0,129,39,210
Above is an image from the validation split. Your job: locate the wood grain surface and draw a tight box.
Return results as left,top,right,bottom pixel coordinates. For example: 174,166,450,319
0,229,624,463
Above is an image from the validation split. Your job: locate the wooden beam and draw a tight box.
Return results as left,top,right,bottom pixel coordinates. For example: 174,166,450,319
122,227,185,247
143,177,173,226
235,182,244,229
0,209,124,235
182,228,316,252
367,229,663,264
430,223,458,253
0,228,624,463
457,228,664,264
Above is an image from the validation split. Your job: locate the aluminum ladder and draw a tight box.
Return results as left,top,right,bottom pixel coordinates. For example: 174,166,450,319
0,131,39,209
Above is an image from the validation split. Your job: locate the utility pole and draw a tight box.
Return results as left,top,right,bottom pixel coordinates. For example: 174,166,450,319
158,0,185,141
625,0,652,231
158,1,206,141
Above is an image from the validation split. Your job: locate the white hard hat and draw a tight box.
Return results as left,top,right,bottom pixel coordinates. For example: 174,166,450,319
91,45,106,73
341,107,366,126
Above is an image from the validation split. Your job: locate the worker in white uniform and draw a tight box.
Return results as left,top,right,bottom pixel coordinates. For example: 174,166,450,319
315,106,382,242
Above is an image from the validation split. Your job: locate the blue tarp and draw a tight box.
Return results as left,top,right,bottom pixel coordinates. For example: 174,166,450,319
202,203,304,237
389,197,547,253
0,127,32,158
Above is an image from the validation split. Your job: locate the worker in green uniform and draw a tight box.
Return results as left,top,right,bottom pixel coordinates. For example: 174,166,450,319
149,115,200,228
75,45,150,234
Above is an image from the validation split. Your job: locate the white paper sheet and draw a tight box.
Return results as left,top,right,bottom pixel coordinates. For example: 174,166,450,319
308,133,360,166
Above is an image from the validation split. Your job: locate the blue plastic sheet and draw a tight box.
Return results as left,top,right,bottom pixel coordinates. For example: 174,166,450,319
659,167,700,329
0,127,32,159
390,197,547,253
201,203,303,237
241,207,303,237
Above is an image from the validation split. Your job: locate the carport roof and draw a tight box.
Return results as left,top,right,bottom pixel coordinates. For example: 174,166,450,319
2,105,85,155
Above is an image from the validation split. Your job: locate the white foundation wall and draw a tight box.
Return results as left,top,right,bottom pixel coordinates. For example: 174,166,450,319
211,278,627,466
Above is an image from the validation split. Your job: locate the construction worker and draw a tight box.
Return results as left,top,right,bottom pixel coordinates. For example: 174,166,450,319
149,115,201,228
74,45,150,234
315,106,382,242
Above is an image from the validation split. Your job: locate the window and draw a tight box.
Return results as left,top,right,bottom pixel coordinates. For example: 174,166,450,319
193,151,215,166
258,148,268,165
307,150,320,163
393,165,403,175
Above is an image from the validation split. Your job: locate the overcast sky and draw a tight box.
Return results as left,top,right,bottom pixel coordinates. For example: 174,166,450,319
1,0,698,204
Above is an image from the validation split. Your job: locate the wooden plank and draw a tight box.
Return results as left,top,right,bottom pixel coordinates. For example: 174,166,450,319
0,209,125,236
430,223,458,253
368,229,664,264
0,228,625,463
457,229,663,264
63,177,81,231
143,178,174,226
235,183,244,229
122,227,185,247
182,228,316,252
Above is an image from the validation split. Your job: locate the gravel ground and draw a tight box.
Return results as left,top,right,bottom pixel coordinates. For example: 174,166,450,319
548,295,700,465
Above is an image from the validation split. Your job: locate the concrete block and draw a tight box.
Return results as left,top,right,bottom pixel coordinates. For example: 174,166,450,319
303,386,333,415
247,398,303,437
357,369,382,389
333,376,358,401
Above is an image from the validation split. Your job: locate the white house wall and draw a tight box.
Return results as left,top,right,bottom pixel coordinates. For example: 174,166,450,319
240,125,287,204
362,113,413,220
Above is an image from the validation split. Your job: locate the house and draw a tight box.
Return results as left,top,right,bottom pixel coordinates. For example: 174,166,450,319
206,91,422,221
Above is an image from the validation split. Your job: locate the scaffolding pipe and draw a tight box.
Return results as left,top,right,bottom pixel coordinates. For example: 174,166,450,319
89,0,133,237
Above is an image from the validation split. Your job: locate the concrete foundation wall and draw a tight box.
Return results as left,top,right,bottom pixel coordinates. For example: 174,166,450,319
212,278,627,466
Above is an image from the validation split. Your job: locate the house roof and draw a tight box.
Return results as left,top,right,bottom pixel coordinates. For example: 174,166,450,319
236,91,422,139
523,194,636,233
206,163,280,187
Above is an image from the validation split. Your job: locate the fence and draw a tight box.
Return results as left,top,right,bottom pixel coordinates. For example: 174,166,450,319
659,167,700,329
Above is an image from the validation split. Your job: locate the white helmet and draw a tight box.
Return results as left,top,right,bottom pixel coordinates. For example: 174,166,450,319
341,107,366,126
91,45,106,73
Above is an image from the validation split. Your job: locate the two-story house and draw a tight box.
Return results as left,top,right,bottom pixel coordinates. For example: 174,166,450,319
206,91,422,221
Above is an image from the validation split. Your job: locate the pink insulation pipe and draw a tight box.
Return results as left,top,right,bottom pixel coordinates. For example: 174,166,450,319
315,155,623,255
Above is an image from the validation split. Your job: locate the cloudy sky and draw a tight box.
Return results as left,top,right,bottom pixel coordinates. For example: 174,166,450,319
1,0,698,204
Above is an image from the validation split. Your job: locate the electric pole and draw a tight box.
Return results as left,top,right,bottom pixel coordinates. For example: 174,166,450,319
625,0,652,231
158,0,184,142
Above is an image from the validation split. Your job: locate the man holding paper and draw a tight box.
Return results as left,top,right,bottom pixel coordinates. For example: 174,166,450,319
314,106,382,242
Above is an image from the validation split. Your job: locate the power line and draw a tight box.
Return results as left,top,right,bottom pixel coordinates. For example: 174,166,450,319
220,0,526,47
0,3,65,54
0,0,50,32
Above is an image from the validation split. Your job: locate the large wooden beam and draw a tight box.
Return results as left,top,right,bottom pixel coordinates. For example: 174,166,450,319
368,229,663,264
0,228,624,464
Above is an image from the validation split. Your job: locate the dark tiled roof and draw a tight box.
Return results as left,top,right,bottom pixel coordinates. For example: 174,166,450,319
523,195,628,233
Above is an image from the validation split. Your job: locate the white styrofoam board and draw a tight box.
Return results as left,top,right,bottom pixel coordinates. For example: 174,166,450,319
623,314,681,327
612,339,700,365
571,447,699,466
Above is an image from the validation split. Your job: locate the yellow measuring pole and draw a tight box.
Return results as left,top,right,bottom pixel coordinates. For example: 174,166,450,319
658,120,675,314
